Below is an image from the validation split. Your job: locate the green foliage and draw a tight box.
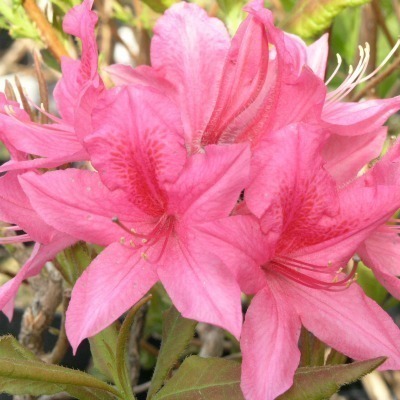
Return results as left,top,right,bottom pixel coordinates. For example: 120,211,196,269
0,335,121,399
152,356,243,400
147,305,197,399
278,357,386,400
299,329,326,367
284,0,371,39
0,0,42,41
356,262,390,305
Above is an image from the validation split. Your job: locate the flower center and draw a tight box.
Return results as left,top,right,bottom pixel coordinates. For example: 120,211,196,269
112,214,175,263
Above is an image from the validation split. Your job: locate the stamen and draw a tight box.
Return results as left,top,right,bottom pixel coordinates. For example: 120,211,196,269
325,53,342,86
0,233,31,244
268,255,358,291
326,39,400,104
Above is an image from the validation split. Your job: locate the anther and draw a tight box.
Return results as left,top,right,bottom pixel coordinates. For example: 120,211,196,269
112,216,134,235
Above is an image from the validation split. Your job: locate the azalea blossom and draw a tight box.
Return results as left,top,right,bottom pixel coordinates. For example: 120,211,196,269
20,86,251,351
240,123,400,399
0,96,76,319
0,0,107,173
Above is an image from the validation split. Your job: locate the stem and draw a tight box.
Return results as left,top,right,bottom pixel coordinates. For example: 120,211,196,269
22,0,69,63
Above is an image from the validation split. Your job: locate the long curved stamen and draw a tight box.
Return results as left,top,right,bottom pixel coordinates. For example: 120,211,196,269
326,39,400,104
325,53,343,86
268,257,358,291
276,255,338,274
0,234,31,244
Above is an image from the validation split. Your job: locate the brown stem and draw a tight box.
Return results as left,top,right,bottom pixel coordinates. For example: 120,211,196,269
22,0,69,63
33,51,49,124
372,0,397,48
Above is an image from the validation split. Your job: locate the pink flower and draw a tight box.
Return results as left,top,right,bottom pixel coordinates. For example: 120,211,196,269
241,123,400,400
0,0,108,172
0,98,76,318
20,86,251,352
106,0,326,152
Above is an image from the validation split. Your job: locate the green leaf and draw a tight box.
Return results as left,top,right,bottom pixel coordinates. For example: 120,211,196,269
147,306,197,399
299,329,325,367
0,336,121,399
89,322,120,383
356,262,389,305
278,357,386,400
283,0,371,39
216,0,246,35
115,295,152,400
152,356,244,400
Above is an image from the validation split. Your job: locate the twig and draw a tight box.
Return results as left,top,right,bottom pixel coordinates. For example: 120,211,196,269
133,381,151,394
0,40,31,76
14,75,34,120
22,0,69,63
197,323,224,358
372,0,397,48
33,51,49,124
128,303,148,387
41,289,71,365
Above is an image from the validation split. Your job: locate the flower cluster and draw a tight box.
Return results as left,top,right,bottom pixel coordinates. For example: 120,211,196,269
1,0,400,398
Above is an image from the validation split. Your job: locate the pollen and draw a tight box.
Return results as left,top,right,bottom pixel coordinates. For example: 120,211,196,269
119,236,126,244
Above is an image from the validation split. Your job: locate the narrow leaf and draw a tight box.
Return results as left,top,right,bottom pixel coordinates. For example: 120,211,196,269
153,356,244,400
147,306,197,399
278,357,386,400
116,295,153,400
283,0,371,39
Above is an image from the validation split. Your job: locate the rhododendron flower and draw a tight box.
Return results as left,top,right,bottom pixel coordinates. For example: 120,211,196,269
0,96,76,318
106,0,400,158
241,123,400,400
20,86,251,351
0,0,107,172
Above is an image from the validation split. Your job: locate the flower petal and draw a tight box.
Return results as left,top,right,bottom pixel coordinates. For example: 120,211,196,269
66,242,158,352
151,2,230,148
157,239,242,339
323,127,386,185
285,276,400,369
241,283,301,400
20,169,146,246
323,97,400,136
85,86,186,215
168,144,250,223
0,235,76,319
307,33,329,80
358,228,400,298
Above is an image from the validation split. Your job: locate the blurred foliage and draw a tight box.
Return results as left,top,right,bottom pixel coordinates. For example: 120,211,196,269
0,0,42,41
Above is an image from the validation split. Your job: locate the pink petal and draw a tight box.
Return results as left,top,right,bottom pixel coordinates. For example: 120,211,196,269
0,235,76,319
66,242,158,352
323,97,400,136
241,283,301,400
194,215,269,294
151,2,230,149
358,228,400,298
323,127,387,185
0,172,55,244
307,33,329,80
0,113,83,158
157,239,242,339
20,169,147,246
84,86,186,215
168,144,251,223
247,123,338,245
0,149,88,173
54,0,102,125
285,276,400,369
104,64,175,95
